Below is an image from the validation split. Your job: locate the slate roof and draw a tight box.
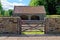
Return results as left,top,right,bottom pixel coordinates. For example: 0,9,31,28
13,6,46,14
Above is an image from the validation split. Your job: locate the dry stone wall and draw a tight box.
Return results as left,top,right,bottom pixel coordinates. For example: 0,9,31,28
0,17,20,34
45,18,60,34
0,17,60,34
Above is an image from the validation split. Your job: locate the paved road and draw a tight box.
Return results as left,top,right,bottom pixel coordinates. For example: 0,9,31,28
0,34,60,40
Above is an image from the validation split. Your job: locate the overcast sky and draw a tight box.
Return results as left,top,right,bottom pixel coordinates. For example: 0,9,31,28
1,0,30,10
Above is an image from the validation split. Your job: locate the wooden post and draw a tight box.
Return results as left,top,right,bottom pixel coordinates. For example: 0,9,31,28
44,18,47,34
17,18,22,35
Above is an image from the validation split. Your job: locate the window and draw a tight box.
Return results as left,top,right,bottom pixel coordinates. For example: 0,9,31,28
20,15,28,20
31,15,40,20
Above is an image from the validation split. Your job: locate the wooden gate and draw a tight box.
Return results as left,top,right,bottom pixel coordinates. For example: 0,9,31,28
20,20,45,35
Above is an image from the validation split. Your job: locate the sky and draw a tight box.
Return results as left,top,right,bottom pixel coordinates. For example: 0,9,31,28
1,0,31,10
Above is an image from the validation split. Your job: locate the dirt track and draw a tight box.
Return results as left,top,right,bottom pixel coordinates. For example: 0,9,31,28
0,35,60,40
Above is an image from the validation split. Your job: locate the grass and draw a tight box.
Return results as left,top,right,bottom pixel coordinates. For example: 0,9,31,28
22,31,44,35
22,30,44,35
46,15,60,18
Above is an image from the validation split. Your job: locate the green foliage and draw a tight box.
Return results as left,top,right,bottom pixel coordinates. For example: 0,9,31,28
0,1,13,17
29,0,44,6
45,0,57,15
4,11,10,17
0,12,3,17
8,9,13,16
0,1,3,11
56,6,60,14
29,0,60,15
0,1,3,16
0,1,3,15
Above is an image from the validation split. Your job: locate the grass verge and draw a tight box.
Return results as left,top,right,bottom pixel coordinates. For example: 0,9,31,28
22,30,44,35
22,32,44,35
46,15,60,18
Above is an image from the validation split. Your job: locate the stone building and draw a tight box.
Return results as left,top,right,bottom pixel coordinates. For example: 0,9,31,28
13,6,46,21
13,6,46,34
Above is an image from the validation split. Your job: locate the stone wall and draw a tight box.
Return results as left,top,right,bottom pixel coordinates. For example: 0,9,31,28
0,17,20,34
0,17,60,34
45,18,60,34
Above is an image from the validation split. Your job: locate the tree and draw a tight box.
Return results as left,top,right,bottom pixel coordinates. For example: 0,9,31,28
0,1,3,13
29,0,57,15
0,1,3,11
56,0,60,14
4,11,10,16
0,1,13,16
0,1,4,15
29,0,44,6
8,9,13,16
45,0,57,15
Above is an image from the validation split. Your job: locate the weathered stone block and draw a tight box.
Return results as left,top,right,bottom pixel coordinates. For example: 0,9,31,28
0,17,20,34
46,18,60,34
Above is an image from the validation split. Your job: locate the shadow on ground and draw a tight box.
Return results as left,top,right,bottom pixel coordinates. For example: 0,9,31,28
0,34,60,37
